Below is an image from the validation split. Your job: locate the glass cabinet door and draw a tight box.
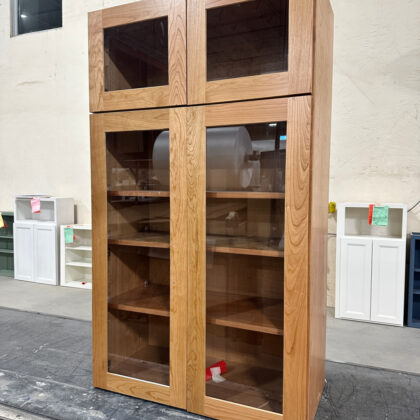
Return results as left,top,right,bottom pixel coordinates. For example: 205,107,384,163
205,122,286,414
91,108,187,408
187,0,313,104
107,128,171,385
89,0,186,112
187,97,312,419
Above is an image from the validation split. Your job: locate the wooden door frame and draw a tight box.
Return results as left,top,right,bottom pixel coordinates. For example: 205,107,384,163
187,0,313,104
186,97,312,419
89,0,187,112
90,107,188,408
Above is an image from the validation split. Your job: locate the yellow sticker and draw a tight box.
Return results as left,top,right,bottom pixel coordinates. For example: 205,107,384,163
329,202,336,214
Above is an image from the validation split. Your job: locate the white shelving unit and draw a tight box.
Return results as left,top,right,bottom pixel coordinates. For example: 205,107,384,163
60,224,92,289
335,203,407,326
14,196,74,285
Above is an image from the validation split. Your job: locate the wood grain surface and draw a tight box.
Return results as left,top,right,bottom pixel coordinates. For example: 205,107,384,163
308,1,334,418
186,107,206,413
283,96,311,420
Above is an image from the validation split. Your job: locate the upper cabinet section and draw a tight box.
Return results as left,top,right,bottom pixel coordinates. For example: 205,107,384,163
89,0,322,111
187,0,314,104
89,0,187,112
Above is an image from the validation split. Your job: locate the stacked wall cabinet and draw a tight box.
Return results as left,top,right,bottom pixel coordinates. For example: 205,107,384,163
89,1,334,419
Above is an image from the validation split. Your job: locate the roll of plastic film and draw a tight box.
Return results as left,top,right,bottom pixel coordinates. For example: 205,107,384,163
153,127,253,190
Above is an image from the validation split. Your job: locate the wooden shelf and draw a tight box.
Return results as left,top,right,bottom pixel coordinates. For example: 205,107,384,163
207,191,285,199
109,284,170,317
108,232,170,248
108,232,283,257
109,346,169,385
109,286,282,335
207,235,284,258
62,280,92,289
207,291,283,336
108,190,170,198
206,359,283,413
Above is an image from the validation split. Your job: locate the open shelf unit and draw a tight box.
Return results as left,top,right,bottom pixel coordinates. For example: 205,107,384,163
60,225,92,289
0,212,14,277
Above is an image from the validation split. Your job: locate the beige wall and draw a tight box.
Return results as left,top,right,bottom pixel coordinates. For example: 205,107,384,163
0,0,134,223
327,0,420,305
0,1,419,305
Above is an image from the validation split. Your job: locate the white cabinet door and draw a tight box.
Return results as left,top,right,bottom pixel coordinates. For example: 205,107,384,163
14,223,34,281
34,224,57,285
371,240,405,325
339,237,373,321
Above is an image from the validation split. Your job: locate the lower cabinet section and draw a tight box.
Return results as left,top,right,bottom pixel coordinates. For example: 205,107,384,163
14,222,58,285
91,97,327,419
337,236,406,326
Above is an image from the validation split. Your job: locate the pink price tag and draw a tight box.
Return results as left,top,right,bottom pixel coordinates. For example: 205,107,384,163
31,197,41,213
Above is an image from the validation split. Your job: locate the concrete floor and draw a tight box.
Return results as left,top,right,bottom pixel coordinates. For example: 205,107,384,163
1,277,420,375
0,278,91,321
0,308,420,420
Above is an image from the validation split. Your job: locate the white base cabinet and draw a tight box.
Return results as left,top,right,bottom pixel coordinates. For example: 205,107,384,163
336,203,407,326
13,196,74,285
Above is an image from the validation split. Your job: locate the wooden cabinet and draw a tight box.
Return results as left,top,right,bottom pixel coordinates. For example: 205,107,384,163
90,1,333,419
89,0,328,111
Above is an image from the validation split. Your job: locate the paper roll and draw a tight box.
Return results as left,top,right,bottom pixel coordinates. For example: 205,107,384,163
153,127,254,190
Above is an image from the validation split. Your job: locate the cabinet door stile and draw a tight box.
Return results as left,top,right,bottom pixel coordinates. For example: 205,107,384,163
169,107,189,408
186,106,207,413
91,113,108,388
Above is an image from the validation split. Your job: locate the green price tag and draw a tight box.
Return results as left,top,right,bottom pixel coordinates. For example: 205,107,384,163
64,227,74,244
372,206,389,226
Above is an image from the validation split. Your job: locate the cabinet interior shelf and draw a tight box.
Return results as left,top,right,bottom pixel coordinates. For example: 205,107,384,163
415,268,420,273
64,280,92,289
108,232,283,257
109,345,169,385
108,232,170,248
109,286,283,336
0,249,13,254
108,190,285,200
66,246,92,251
108,190,170,198
0,236,13,239
66,261,92,268
206,359,283,412
207,191,285,199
